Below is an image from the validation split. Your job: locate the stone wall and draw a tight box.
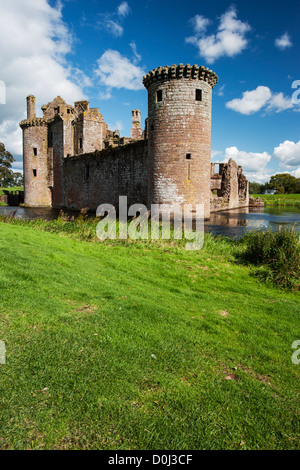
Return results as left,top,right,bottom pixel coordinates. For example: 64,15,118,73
210,160,249,212
61,140,148,210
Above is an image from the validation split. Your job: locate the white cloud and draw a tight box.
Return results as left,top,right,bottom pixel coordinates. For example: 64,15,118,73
224,146,272,174
273,140,300,169
0,0,86,159
108,120,124,132
105,20,124,37
290,167,300,178
226,86,298,115
186,7,251,63
211,150,222,159
117,2,130,18
266,92,294,113
275,32,292,50
130,41,142,64
189,15,210,34
216,84,226,97
226,86,271,115
97,2,131,37
95,50,146,91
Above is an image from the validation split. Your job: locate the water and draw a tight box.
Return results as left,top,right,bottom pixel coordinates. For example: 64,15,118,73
0,205,299,239
205,206,300,239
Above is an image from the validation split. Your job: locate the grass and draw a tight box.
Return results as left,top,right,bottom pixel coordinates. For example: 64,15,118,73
0,217,299,450
0,186,23,195
252,194,300,206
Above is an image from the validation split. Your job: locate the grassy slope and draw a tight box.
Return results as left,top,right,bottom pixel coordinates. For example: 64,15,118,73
0,222,299,450
252,194,300,205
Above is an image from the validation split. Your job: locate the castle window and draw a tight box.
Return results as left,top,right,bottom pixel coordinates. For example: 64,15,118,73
33,148,37,156
157,90,162,102
67,109,70,114
79,138,83,149
186,153,191,160
85,164,90,180
33,169,37,177
195,89,202,101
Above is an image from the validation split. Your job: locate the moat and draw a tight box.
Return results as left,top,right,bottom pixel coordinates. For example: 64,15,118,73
0,205,299,239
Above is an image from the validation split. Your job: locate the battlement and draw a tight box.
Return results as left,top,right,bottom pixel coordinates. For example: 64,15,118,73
143,64,218,89
20,117,47,129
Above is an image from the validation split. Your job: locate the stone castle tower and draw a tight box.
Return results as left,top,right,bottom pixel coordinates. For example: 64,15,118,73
21,95,50,206
143,64,218,218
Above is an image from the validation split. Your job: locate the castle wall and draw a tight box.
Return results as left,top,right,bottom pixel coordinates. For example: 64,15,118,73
62,140,148,210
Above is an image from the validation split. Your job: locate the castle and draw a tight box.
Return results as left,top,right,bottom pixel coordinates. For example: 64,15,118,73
20,64,249,219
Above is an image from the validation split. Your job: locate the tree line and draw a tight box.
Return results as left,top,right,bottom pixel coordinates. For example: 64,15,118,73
249,174,300,195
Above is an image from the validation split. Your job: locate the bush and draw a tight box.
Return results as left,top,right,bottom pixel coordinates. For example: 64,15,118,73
243,227,300,290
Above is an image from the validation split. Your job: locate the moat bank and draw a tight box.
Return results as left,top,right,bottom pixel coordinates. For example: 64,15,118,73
0,205,299,239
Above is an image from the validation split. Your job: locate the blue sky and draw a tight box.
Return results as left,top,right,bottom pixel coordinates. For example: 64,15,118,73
0,0,299,182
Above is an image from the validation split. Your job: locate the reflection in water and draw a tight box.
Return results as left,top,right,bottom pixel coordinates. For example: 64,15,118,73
0,205,299,239
205,206,300,239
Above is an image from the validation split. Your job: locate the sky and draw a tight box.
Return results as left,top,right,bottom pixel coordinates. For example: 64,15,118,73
0,0,299,183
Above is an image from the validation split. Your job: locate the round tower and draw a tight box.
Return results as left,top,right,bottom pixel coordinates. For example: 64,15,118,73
143,64,218,218
20,96,51,206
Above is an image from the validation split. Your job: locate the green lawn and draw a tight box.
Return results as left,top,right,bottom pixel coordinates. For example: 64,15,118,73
0,221,299,450
0,186,23,195
252,194,300,205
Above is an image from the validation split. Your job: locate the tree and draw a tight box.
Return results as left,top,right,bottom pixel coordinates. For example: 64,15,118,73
249,181,264,194
0,142,15,187
268,173,299,194
12,172,24,187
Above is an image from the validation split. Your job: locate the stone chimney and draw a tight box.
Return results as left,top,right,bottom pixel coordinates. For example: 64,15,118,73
27,95,36,120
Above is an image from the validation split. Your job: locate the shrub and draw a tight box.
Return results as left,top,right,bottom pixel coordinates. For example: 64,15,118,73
243,227,300,290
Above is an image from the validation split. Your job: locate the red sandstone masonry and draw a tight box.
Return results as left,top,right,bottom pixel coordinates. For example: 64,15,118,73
143,64,218,219
62,141,148,210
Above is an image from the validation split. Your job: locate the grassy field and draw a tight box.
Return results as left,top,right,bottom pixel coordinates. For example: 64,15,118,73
0,186,23,196
0,219,299,450
252,194,300,206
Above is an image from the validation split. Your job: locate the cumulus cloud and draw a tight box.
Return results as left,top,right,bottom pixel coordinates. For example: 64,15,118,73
226,86,297,115
225,146,272,173
0,0,87,161
186,7,251,63
275,32,293,50
273,140,300,169
95,50,146,91
212,146,272,183
226,86,271,115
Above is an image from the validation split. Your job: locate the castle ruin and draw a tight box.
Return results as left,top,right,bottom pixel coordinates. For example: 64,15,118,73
20,64,249,219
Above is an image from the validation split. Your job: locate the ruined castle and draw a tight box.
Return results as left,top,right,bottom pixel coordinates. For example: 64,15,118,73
20,64,249,219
